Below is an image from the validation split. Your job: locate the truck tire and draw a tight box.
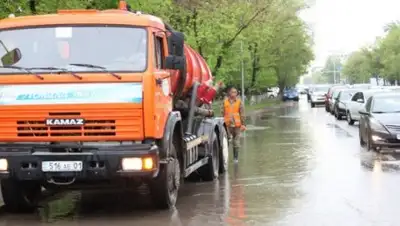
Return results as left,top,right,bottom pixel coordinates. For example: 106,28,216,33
219,127,229,174
1,179,41,213
149,140,180,209
200,131,220,181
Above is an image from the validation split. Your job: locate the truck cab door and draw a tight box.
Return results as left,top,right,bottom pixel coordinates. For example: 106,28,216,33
153,31,172,138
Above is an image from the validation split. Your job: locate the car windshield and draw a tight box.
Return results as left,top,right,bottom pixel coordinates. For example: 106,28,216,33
0,26,147,73
339,90,356,101
372,96,400,113
332,90,341,98
285,88,297,92
313,86,330,92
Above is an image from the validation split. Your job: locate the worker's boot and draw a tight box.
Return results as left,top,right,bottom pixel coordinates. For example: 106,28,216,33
233,147,239,163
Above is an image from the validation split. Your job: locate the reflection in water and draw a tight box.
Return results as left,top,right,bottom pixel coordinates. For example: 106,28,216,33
38,192,80,223
225,165,247,226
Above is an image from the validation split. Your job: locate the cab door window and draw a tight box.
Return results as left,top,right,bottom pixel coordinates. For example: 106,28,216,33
154,35,164,69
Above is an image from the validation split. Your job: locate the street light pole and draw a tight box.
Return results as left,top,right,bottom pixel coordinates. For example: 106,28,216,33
240,40,245,109
333,59,336,84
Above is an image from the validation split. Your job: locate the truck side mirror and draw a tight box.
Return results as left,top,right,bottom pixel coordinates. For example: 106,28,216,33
1,48,22,66
165,55,185,70
168,31,184,56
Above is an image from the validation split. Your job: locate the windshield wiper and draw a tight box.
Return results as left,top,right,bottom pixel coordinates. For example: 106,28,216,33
0,65,44,80
28,67,82,80
372,111,386,114
69,63,121,79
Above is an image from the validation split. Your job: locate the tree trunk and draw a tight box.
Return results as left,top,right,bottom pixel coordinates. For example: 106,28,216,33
250,42,259,88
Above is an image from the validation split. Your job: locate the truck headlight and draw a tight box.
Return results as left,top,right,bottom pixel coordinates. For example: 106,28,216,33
0,159,8,171
121,157,154,171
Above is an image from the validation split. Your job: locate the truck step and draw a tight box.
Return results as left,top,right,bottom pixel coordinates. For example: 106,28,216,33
182,134,208,168
183,156,208,178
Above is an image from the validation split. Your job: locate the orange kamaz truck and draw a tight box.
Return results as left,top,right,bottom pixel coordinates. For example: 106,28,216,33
0,1,229,212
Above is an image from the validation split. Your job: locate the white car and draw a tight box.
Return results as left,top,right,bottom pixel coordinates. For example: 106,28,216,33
267,87,279,98
345,89,390,125
309,85,330,108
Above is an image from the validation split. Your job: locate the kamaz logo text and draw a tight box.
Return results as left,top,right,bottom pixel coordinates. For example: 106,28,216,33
45,118,85,126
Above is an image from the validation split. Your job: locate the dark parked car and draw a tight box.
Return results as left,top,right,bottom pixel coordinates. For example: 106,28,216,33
325,85,348,112
282,88,299,101
359,92,400,152
333,89,359,120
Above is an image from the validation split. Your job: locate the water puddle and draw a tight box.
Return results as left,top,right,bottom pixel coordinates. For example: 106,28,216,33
325,123,352,138
245,125,270,131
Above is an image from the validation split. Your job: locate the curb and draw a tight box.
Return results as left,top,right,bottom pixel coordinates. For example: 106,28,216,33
245,101,293,116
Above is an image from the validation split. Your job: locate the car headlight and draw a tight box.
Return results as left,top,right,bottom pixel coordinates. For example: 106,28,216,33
370,118,389,133
338,102,345,108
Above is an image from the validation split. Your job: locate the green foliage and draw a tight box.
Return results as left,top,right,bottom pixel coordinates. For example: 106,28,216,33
338,21,400,84
0,0,313,94
320,55,343,83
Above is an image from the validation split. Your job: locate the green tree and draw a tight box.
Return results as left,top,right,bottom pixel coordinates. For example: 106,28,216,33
321,55,343,83
0,0,314,95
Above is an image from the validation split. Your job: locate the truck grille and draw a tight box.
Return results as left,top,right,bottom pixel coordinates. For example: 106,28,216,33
0,106,143,141
17,119,116,137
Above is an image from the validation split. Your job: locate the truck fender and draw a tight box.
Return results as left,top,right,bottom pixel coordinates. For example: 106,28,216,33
159,111,183,160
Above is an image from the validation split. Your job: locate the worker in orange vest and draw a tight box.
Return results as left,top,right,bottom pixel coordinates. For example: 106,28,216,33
221,87,246,163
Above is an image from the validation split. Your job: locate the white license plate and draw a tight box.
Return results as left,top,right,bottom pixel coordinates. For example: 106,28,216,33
397,134,400,140
42,161,83,172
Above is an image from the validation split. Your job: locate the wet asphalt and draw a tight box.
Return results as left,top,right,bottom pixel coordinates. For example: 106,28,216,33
0,95,400,225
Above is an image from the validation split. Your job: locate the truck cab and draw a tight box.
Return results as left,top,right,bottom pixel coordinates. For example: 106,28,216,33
0,6,228,213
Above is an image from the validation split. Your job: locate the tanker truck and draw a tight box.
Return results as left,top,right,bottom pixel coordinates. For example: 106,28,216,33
0,0,229,212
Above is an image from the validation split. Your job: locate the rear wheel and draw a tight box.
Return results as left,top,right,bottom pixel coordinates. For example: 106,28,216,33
199,132,220,181
150,139,180,209
1,179,41,213
311,102,315,108
325,104,330,112
335,108,342,120
219,127,229,174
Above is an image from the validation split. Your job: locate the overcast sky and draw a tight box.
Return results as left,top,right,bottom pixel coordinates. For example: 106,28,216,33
300,0,400,67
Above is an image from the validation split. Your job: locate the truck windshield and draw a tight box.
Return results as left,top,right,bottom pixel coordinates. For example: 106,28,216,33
0,26,147,74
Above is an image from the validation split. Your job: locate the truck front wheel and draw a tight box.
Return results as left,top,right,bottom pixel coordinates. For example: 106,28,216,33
149,140,180,209
1,179,41,213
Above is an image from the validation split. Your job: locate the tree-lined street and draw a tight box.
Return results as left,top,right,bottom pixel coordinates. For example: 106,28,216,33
0,97,396,225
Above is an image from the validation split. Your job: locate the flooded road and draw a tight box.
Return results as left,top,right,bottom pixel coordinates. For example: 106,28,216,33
1,95,399,225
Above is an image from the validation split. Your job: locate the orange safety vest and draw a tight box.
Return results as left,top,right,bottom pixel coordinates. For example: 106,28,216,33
224,98,242,127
